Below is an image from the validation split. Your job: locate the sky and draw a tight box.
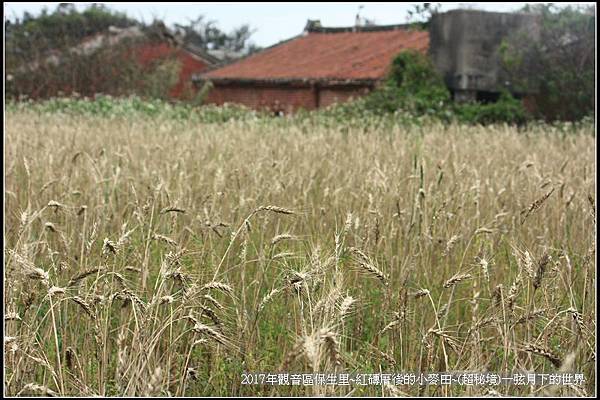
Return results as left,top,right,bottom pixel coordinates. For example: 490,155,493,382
4,2,596,47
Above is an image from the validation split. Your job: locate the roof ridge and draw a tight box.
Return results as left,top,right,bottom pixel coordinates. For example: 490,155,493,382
306,23,417,34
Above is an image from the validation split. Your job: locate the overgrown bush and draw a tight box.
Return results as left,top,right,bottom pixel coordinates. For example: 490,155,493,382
5,3,136,60
140,57,183,100
454,91,529,125
323,50,530,126
5,3,260,100
5,4,141,99
7,39,141,99
500,4,595,121
352,50,451,118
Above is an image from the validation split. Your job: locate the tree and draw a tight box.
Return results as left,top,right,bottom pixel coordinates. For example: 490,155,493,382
361,50,451,115
5,3,136,52
174,16,259,55
5,4,260,99
5,3,146,99
405,3,441,29
500,4,595,121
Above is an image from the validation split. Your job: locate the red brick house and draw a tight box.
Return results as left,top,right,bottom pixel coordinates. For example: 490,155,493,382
16,25,219,100
88,26,220,100
193,21,429,113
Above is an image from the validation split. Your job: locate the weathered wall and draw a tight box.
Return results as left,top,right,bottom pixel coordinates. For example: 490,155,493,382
136,43,211,99
206,85,317,113
318,87,372,108
429,10,540,95
205,84,373,113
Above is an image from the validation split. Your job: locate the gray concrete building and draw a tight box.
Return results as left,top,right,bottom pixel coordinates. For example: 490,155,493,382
429,9,541,102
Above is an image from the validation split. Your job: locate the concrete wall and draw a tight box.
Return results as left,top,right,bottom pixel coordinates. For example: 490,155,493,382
429,10,540,96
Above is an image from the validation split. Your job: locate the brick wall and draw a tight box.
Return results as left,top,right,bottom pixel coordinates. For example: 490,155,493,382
522,94,538,115
318,87,372,108
136,43,210,99
205,83,373,113
206,85,316,113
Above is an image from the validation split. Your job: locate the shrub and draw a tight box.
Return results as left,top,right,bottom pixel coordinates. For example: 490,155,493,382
323,50,530,126
140,57,182,100
500,4,595,121
358,50,451,117
453,91,529,125
5,95,264,124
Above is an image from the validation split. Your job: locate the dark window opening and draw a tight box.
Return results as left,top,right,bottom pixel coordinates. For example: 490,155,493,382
451,90,522,104
476,91,500,103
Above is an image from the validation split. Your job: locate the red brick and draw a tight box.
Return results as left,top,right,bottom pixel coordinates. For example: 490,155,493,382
205,84,377,113
202,28,429,81
136,43,211,99
199,26,428,112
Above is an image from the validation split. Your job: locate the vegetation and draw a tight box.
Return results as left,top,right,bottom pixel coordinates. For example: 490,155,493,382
5,3,137,56
5,38,162,100
5,3,259,59
5,3,260,100
5,96,263,124
500,4,595,121
6,3,592,125
405,2,442,29
324,50,529,126
453,91,529,126
173,15,260,55
5,104,596,396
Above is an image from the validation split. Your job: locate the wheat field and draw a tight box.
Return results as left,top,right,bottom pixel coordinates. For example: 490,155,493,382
4,109,596,397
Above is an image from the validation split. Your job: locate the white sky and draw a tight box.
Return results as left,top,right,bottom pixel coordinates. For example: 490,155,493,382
4,2,596,47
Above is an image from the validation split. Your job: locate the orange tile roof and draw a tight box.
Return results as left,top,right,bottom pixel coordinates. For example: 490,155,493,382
200,26,430,83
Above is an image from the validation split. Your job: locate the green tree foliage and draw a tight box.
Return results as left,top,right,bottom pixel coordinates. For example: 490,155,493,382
324,50,528,125
141,58,183,101
174,16,260,55
405,3,442,30
454,90,528,125
5,3,136,64
361,50,450,116
5,3,260,99
5,4,148,99
6,42,151,99
500,4,595,121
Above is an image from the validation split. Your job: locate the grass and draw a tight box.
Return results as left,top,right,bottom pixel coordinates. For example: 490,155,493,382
4,105,596,396
5,95,263,124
